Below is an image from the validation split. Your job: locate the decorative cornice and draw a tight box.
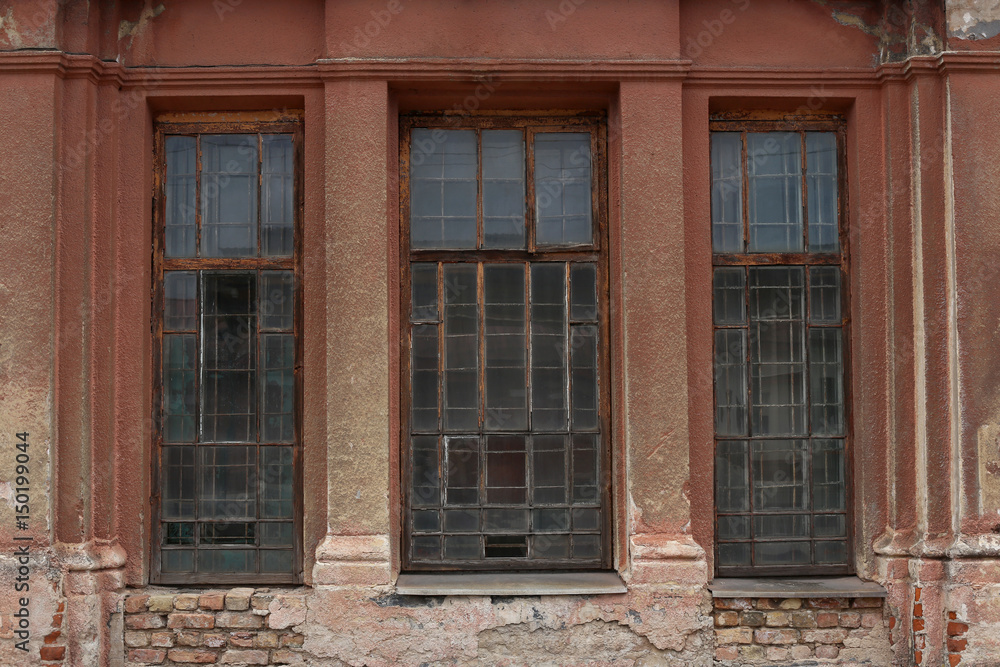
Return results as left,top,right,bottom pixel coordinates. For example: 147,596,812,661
316,57,692,81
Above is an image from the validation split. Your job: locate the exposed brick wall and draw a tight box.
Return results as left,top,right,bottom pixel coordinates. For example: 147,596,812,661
712,596,887,664
121,588,305,665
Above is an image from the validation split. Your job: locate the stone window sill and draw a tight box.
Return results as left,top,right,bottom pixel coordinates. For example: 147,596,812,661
708,576,887,599
395,571,627,596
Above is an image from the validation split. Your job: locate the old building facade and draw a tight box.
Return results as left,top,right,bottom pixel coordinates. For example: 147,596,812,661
2,0,1000,664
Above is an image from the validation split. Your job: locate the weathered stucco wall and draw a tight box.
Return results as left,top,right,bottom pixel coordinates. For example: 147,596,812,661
2,0,1000,665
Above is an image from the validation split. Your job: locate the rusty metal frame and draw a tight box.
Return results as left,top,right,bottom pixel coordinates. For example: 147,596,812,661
151,117,304,586
398,113,612,571
709,117,854,578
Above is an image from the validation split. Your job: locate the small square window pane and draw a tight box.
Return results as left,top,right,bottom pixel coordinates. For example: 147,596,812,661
198,548,256,573
718,542,751,566
815,540,848,564
754,541,810,566
164,272,197,331
199,445,256,519
752,440,808,511
161,549,195,573
444,535,480,560
717,515,750,540
715,441,748,512
261,550,294,573
260,522,294,546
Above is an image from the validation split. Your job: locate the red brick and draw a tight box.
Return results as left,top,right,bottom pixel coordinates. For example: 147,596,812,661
740,610,765,626
851,597,883,608
948,621,969,636
861,612,881,628
126,614,165,630
176,631,200,647
913,618,925,632
948,637,968,652
199,594,226,611
44,630,61,644
219,649,268,665
168,613,215,630
40,646,66,661
150,632,174,648
789,611,816,628
913,603,923,617
753,628,799,645
167,648,218,664
715,646,739,661
714,598,752,610
915,649,923,664
889,616,896,629
840,611,861,628
127,648,166,664
806,597,849,609
216,612,262,629
914,587,922,602
204,633,227,648
714,611,739,627
765,646,788,661
948,611,957,620
125,595,150,614
817,612,839,627
801,628,849,643
815,645,840,659
57,602,65,613
949,655,962,667
50,614,63,627
715,628,753,645
229,631,254,648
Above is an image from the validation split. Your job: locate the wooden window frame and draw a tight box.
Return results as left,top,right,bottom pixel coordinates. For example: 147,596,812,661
710,115,855,578
399,112,613,571
151,115,304,585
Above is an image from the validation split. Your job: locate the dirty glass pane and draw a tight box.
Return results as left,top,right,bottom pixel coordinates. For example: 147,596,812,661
711,132,743,253
259,522,294,546
411,325,440,432
713,267,746,325
165,136,197,258
260,271,293,331
754,514,810,539
411,510,440,533
412,536,441,560
807,132,839,252
570,325,599,430
715,329,748,437
484,509,529,533
754,541,810,566
198,445,256,519
201,135,258,258
747,132,802,253
530,263,567,430
483,130,526,249
261,334,294,442
260,446,293,518
717,516,750,540
444,535,480,560
533,508,570,532
162,446,196,519
202,273,257,443
443,264,479,430
809,267,841,323
484,265,527,431
815,540,847,564
570,263,598,321
198,549,256,573
532,435,567,505
444,509,480,532
571,433,599,505
534,534,570,558
715,440,749,512
163,334,197,443
164,522,195,545
261,550,294,572
749,267,806,436
161,549,194,573
573,534,601,559
718,542,751,566
411,263,439,322
262,135,294,257
410,129,477,249
411,436,440,508
812,439,845,511
809,328,844,436
535,133,592,247
164,272,197,331
485,435,526,504
445,436,480,505
814,514,846,538
752,440,808,511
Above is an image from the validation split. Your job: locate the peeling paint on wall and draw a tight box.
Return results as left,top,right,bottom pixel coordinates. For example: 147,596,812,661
978,423,1000,515
0,8,23,49
118,1,165,47
948,0,1000,40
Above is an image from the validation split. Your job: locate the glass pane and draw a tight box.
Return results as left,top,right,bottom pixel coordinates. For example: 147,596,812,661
259,522,294,546
444,535,480,559
261,335,294,443
164,272,197,331
807,132,839,252
410,129,477,249
718,542,751,566
713,267,746,325
198,549,256,573
202,273,257,443
814,514,846,538
260,271,293,331
570,263,598,322
533,534,570,558
484,265,527,431
747,132,802,253
533,508,570,532
444,509,480,532
754,514,810,539
411,510,440,533
260,446,293,518
486,435,526,504
809,267,841,324
443,265,479,431
711,132,743,253
815,540,847,564
534,133,592,247
198,445,256,519
715,440,748,512
754,541,810,566
445,436,480,505
749,267,806,436
165,136,197,258
261,135,294,257
411,263,439,322
411,436,440,508
412,536,441,560
201,135,258,258
484,509,529,532
752,440,808,511
411,325,440,432
714,329,748,436
201,522,255,545
482,130,526,249
573,534,600,559
163,334,196,443
162,549,194,573
809,328,844,436
812,439,845,511
571,433,599,505
164,522,195,545
572,508,600,531
260,550,294,572
717,515,750,540
530,264,567,430
570,325,599,429
162,446,196,519
532,434,567,505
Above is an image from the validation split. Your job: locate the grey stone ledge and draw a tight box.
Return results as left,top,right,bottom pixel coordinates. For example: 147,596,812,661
395,571,627,596
709,576,887,598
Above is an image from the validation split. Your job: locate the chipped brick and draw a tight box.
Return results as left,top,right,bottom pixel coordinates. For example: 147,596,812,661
127,648,166,664
714,611,739,627
168,613,215,630
740,610,765,627
125,595,150,614
789,610,816,628
176,630,200,647
840,611,861,628
147,596,175,613
220,649,268,665
167,648,218,664
279,633,304,648
715,627,753,644
815,645,840,659
765,646,789,661
765,611,788,627
851,597,883,608
817,611,839,627
948,637,968,652
125,630,149,647
224,588,254,612
753,628,799,645
806,597,849,609
199,594,226,611
229,631,254,648
203,633,226,648
714,646,739,661
801,628,849,643
252,631,278,648
948,621,969,636
216,612,263,629
714,598,752,610
40,646,66,661
126,614,165,630
150,632,174,648
175,594,200,611
790,644,812,660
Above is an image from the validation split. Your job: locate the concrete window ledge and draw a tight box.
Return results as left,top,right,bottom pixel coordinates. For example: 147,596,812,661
708,576,887,599
395,571,627,596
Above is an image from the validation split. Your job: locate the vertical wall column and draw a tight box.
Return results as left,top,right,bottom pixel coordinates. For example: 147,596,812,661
313,77,392,586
